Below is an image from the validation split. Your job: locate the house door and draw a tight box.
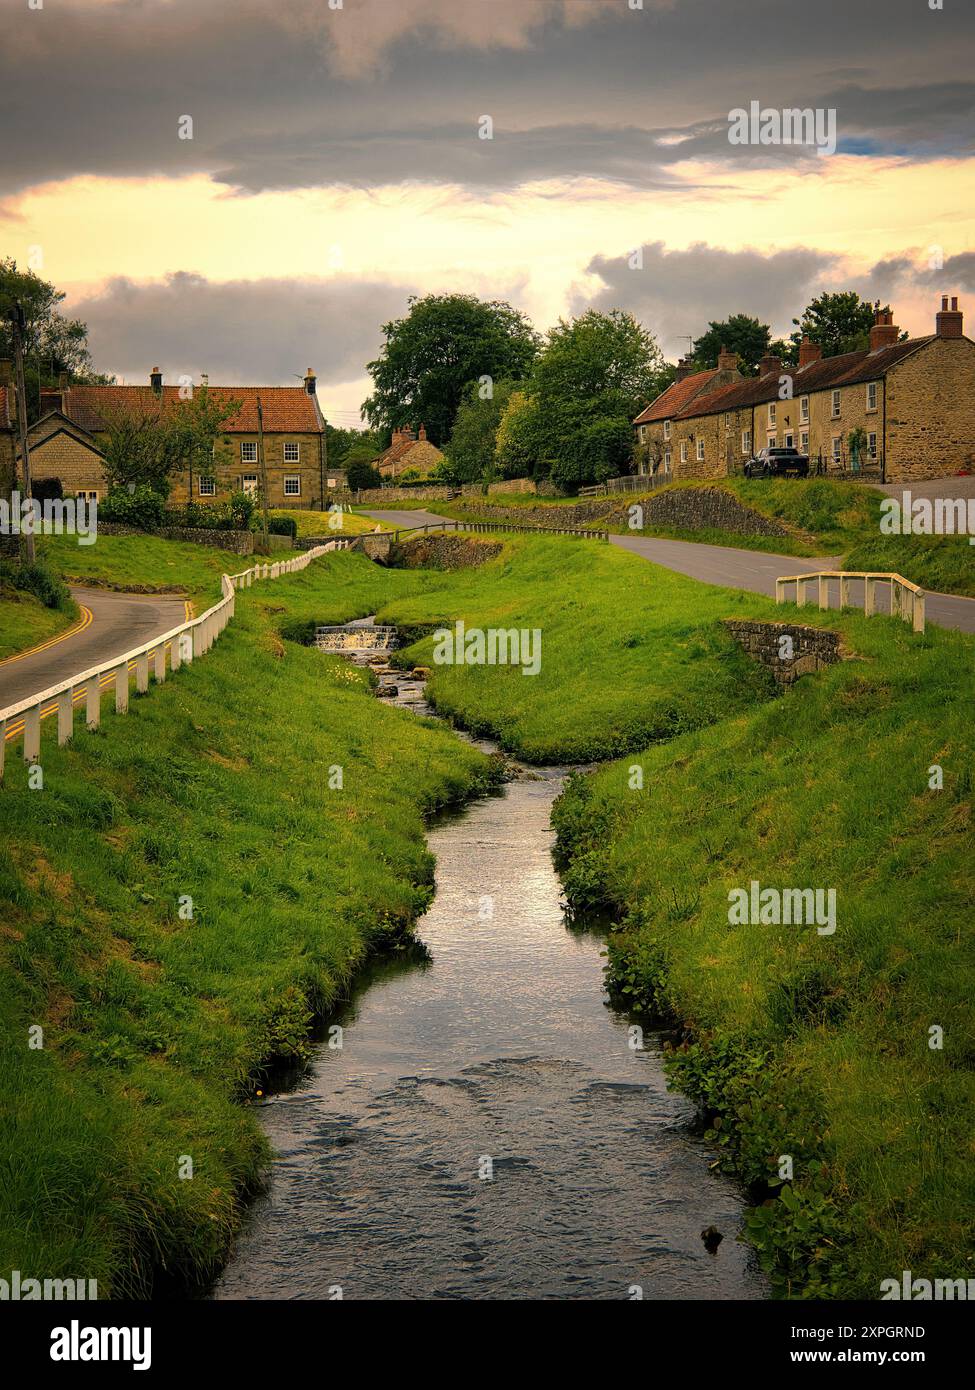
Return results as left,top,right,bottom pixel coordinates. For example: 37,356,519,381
241,475,258,496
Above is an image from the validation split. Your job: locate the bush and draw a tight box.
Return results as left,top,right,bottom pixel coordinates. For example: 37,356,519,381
99,485,165,530
0,558,72,611
266,515,297,538
346,459,382,492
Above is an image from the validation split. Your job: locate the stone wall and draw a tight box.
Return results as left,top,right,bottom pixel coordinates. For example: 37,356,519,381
389,533,502,569
353,485,456,504
885,336,975,481
613,485,794,537
96,522,255,554
455,497,618,526
723,618,843,686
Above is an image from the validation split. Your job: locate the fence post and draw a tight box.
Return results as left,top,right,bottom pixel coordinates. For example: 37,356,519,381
864,577,876,616
840,576,852,608
86,675,101,728
115,666,129,714
818,574,829,610
913,590,926,634
136,653,150,693
24,705,40,763
154,645,166,684
775,579,784,604
796,576,808,607
57,689,73,746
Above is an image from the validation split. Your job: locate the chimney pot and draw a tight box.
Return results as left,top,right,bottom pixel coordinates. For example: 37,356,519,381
936,295,964,339
150,367,163,394
869,306,899,351
757,354,782,378
798,335,823,368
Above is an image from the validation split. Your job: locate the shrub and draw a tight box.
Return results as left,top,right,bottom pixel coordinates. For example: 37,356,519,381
0,558,72,611
99,485,165,530
266,515,297,539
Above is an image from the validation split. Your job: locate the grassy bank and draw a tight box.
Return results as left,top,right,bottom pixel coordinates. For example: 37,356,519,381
0,593,77,662
551,607,975,1297
376,536,778,762
0,550,499,1295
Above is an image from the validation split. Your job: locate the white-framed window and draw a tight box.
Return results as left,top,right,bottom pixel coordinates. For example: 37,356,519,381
241,474,258,495
801,431,809,452
680,440,688,464
198,476,215,497
831,435,842,462
768,403,777,427
866,382,878,412
284,475,301,498
283,441,300,462
664,450,672,470
800,396,809,423
767,434,777,447
664,419,672,441
867,431,878,458
241,441,258,462
742,430,751,454
696,437,705,462
638,424,647,444
725,413,732,428
831,390,841,418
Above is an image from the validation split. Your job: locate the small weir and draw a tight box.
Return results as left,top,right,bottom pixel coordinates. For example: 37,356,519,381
214,619,764,1300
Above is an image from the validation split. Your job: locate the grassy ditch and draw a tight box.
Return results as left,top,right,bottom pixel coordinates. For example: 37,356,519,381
551,608,975,1297
0,551,500,1296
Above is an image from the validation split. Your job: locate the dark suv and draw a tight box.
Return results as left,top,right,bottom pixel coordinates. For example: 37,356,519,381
744,446,809,478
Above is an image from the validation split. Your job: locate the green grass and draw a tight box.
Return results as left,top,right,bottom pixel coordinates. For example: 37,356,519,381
846,531,975,599
375,536,780,762
38,532,236,612
551,606,975,1296
0,592,77,662
270,508,391,537
0,550,499,1295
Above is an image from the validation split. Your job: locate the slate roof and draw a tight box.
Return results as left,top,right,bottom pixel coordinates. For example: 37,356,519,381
673,339,933,421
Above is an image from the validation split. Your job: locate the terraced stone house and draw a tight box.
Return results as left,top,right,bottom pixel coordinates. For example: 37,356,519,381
633,299,975,483
18,368,333,508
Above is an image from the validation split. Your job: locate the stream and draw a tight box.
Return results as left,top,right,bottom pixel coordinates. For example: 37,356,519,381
213,625,764,1301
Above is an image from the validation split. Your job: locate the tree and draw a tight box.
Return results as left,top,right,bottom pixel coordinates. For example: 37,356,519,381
345,457,382,491
446,378,519,483
494,389,546,481
101,385,240,498
362,293,540,446
790,292,898,359
0,258,109,422
692,314,771,376
527,309,667,490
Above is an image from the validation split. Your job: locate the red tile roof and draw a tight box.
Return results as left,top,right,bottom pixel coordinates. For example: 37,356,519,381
673,339,933,421
633,369,719,425
57,384,322,434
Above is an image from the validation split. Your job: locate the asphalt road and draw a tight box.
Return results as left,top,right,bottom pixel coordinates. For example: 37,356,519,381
0,586,189,712
362,507,975,635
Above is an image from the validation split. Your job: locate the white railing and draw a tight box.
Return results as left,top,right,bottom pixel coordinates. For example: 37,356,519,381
775,569,925,633
0,544,334,779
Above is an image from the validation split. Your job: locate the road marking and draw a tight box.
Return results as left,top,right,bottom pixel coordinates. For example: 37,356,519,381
0,605,94,669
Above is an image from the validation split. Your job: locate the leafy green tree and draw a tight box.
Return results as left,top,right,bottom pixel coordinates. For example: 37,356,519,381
494,389,546,481
0,257,109,422
345,457,382,491
527,309,666,490
101,385,240,498
446,378,519,483
693,313,771,376
790,292,898,358
363,293,540,446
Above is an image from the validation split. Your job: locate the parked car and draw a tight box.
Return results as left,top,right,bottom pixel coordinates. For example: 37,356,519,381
744,446,809,478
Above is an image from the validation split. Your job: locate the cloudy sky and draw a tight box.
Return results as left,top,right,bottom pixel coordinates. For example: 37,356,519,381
2,0,973,423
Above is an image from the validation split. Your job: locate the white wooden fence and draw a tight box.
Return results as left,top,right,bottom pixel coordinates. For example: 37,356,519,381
775,569,925,633
0,544,333,780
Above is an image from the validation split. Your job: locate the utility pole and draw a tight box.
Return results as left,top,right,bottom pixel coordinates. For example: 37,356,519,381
255,393,270,548
11,302,35,564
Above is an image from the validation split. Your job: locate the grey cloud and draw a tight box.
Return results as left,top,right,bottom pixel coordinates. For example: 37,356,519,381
578,242,837,357
0,0,973,197
67,271,416,396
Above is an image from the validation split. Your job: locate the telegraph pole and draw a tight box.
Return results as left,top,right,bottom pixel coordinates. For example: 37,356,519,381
255,393,270,548
11,302,35,563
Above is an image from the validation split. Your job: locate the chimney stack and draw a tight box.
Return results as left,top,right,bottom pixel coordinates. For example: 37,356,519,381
417,423,427,440
869,306,899,352
757,354,782,378
716,345,739,374
58,370,69,390
149,367,163,394
304,367,317,395
798,335,822,368
674,354,694,382
936,295,964,338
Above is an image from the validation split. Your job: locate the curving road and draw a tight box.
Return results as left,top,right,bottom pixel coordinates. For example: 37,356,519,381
0,586,190,713
362,507,975,635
